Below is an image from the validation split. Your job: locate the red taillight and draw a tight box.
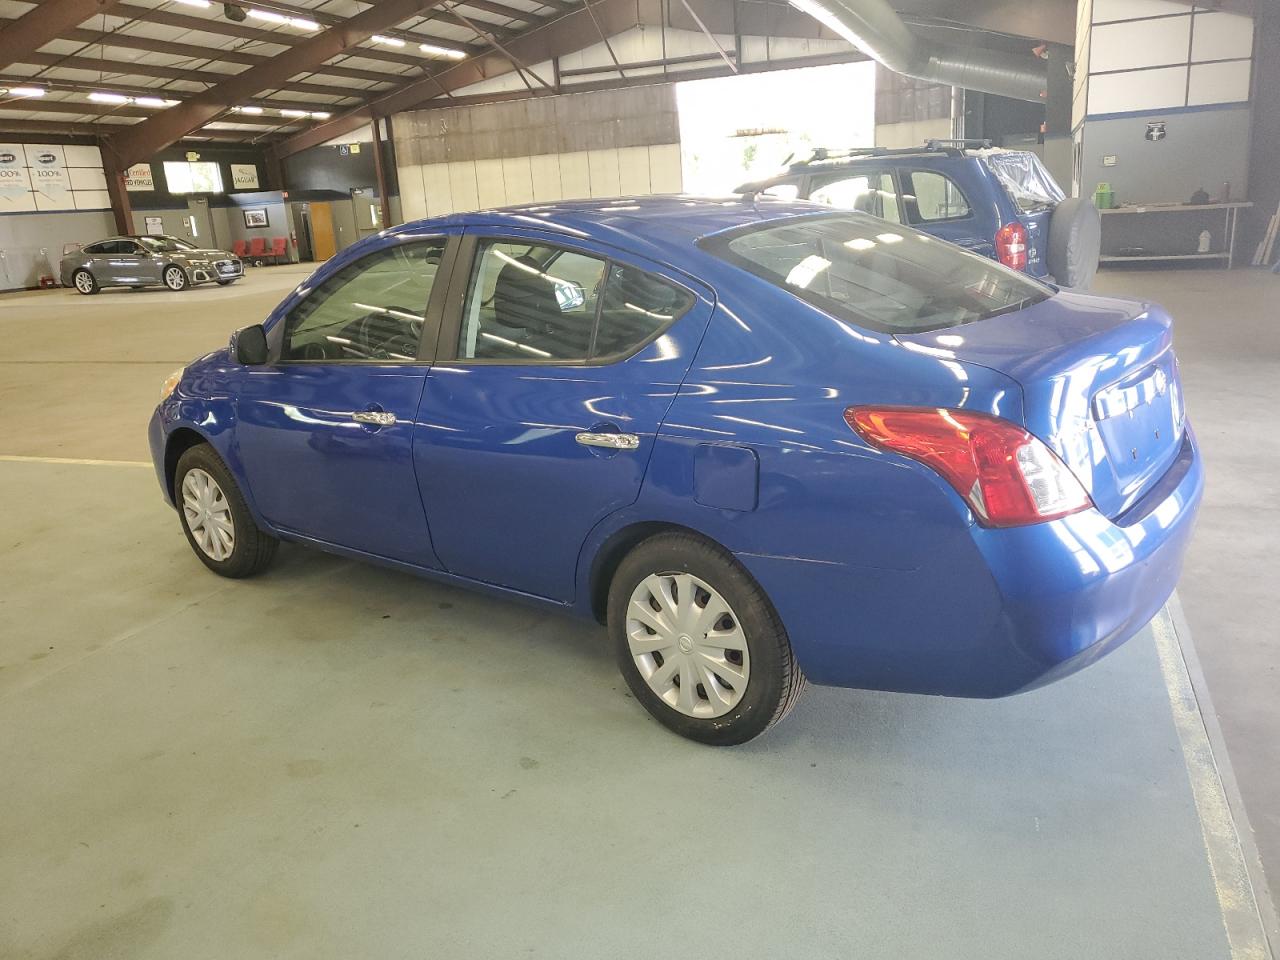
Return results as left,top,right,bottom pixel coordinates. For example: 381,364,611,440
995,221,1028,271
845,406,1092,527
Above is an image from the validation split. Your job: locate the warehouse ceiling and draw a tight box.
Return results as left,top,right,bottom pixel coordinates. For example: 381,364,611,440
0,0,1077,161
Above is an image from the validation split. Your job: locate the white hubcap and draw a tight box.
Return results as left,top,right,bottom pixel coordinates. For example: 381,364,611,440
165,268,185,289
74,272,93,293
627,573,750,719
182,468,234,561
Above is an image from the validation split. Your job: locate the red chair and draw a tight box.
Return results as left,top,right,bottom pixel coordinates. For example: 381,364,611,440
232,239,248,258
269,236,288,265
247,236,267,263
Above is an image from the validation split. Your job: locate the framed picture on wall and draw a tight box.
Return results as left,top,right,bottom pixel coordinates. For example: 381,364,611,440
243,208,268,228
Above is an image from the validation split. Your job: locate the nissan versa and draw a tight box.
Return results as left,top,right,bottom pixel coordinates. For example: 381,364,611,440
149,197,1203,744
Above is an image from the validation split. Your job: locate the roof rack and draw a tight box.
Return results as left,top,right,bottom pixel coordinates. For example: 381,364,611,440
787,140,987,169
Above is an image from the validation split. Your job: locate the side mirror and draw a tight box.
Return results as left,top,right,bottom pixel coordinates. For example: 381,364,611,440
235,324,269,365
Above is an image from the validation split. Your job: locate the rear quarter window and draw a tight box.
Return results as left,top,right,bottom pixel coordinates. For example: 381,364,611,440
701,214,1049,334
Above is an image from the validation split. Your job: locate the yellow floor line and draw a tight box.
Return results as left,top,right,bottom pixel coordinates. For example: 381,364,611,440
1153,608,1272,960
0,454,151,467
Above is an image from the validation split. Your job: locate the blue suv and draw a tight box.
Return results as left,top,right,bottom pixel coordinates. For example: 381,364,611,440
737,140,1101,289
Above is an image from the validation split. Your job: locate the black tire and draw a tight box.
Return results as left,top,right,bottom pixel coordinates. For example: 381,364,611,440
72,269,99,295
608,532,806,745
163,264,190,291
1047,197,1101,290
174,444,277,578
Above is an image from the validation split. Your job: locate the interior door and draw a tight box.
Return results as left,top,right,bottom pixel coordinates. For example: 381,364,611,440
234,236,455,565
185,197,216,246
311,202,337,262
413,230,714,601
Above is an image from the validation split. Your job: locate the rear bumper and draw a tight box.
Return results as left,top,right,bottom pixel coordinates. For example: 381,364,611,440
737,429,1203,698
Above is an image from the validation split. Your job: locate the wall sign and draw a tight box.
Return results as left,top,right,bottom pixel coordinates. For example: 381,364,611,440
1145,121,1167,142
144,216,165,235
125,163,154,191
230,163,260,190
0,143,34,212
25,145,70,210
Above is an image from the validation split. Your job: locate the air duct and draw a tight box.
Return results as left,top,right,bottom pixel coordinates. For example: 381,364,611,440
788,0,1048,103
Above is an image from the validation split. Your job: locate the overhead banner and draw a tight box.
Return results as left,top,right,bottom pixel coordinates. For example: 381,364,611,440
0,144,35,213
24,144,71,210
230,163,260,190
125,163,155,191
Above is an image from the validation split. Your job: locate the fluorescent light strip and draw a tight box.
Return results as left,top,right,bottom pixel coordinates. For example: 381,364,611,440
171,0,212,7
235,105,264,114
4,86,46,98
248,8,319,30
419,42,467,59
371,34,406,47
135,97,179,108
280,108,331,119
279,108,309,117
89,91,130,104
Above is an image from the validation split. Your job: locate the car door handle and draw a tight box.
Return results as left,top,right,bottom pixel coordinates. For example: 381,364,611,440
576,431,639,450
351,411,397,426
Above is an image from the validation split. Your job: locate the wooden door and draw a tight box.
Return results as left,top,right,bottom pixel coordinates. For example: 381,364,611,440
310,202,337,262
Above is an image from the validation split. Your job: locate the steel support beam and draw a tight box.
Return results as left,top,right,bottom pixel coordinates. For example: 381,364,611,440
371,117,392,229
0,0,123,72
275,0,658,157
104,0,452,169
102,153,133,235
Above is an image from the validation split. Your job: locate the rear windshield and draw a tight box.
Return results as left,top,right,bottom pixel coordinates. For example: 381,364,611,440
701,214,1050,333
983,151,1064,212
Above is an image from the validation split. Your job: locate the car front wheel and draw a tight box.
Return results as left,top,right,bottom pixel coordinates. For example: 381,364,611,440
164,265,190,291
175,444,277,578
608,532,806,745
72,269,98,295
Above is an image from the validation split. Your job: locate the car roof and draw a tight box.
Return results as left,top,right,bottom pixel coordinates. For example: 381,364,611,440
394,195,829,263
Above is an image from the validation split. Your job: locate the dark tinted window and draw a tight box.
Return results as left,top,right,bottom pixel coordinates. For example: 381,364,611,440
595,264,694,358
82,242,108,254
459,240,607,362
281,241,444,362
703,214,1049,333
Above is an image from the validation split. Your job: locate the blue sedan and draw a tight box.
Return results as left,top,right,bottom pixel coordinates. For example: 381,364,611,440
149,197,1202,744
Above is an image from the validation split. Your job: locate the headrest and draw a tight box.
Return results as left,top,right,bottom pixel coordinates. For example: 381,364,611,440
493,255,560,332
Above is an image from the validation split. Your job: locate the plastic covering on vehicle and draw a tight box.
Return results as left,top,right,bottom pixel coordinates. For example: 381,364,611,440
981,150,1065,211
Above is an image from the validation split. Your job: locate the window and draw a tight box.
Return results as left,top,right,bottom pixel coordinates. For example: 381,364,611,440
595,264,695,358
459,241,607,362
139,235,196,253
701,214,1048,334
82,241,108,254
163,161,224,194
810,173,902,223
902,170,970,222
280,241,445,362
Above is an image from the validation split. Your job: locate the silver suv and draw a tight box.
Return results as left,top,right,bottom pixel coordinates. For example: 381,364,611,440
61,235,243,295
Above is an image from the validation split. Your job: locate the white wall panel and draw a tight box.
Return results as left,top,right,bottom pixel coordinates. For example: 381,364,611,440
423,163,454,216
473,157,506,208
1187,59,1252,105
648,144,683,193
501,156,534,205
1090,16,1190,72
587,148,621,198
1092,0,1188,23
447,161,480,212
398,163,428,221
62,144,103,168
73,190,110,210
617,145,651,195
559,151,592,200
530,153,563,202
1088,65,1187,114
68,167,107,191
1190,11,1254,62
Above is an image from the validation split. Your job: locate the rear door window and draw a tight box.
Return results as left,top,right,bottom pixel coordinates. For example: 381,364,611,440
900,170,971,222
810,172,902,224
594,264,695,358
701,213,1048,333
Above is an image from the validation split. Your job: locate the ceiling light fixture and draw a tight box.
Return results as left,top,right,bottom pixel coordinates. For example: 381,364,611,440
371,34,406,47
419,42,467,59
248,8,319,29
89,91,130,104
279,108,309,117
172,0,212,7
234,105,264,114
134,97,179,107
310,111,331,119
3,86,46,98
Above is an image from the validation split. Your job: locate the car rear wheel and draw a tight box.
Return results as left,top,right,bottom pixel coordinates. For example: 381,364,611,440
175,444,277,578
72,269,98,295
164,265,190,291
608,532,806,745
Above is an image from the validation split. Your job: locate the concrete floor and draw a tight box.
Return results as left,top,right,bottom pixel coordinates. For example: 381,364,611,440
0,265,1273,958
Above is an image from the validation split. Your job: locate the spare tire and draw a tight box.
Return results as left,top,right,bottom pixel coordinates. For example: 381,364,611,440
1047,197,1101,289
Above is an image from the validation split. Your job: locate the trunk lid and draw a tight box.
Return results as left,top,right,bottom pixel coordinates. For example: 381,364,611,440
897,291,1185,519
